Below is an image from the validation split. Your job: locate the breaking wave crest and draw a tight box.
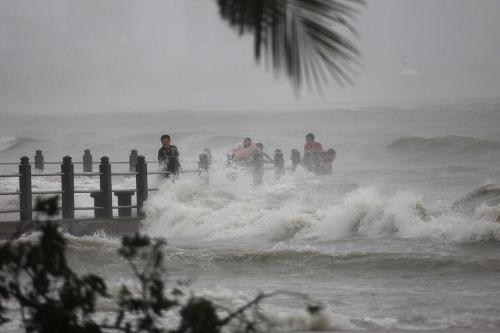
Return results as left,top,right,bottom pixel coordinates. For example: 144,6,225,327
387,135,500,163
143,175,500,244
0,137,33,152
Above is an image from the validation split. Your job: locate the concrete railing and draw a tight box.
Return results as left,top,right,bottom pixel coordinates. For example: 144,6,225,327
0,147,334,225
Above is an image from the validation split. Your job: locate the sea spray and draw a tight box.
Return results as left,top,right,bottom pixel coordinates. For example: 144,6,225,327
144,178,500,244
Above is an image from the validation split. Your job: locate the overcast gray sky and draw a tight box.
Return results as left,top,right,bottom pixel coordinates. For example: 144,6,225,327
1,0,500,113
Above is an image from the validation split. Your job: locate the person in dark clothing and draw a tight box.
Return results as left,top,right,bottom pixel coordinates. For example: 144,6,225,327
318,148,336,175
158,134,180,178
255,143,274,163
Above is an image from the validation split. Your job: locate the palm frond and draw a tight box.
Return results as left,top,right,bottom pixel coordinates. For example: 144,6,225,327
217,0,364,91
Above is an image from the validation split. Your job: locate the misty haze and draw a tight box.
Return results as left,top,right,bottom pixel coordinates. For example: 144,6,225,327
1,1,500,333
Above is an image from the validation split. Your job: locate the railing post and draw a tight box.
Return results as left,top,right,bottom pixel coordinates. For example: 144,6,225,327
83,149,92,172
252,151,264,185
198,152,210,184
129,149,138,173
34,150,44,171
114,191,135,217
99,156,113,218
19,156,32,222
312,151,321,173
61,156,75,219
198,152,209,172
135,156,148,217
303,152,313,171
90,192,104,218
203,148,212,166
274,149,285,179
291,149,301,171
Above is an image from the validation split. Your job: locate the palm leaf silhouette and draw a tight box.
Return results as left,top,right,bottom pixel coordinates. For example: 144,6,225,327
217,0,364,92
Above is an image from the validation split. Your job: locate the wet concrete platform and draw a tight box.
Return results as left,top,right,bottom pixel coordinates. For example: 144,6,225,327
0,217,142,239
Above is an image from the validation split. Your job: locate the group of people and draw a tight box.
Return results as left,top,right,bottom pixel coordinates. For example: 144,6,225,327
157,132,336,177
228,137,273,165
228,133,336,175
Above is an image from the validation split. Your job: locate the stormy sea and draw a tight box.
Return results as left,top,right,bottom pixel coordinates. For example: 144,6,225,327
1,102,500,332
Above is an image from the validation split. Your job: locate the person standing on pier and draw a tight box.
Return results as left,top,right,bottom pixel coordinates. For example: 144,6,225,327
158,134,180,178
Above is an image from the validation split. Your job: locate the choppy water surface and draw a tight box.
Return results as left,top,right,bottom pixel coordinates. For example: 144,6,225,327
1,103,500,331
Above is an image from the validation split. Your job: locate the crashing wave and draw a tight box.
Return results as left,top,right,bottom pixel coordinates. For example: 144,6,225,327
0,137,33,152
144,177,500,244
386,135,500,162
452,184,500,215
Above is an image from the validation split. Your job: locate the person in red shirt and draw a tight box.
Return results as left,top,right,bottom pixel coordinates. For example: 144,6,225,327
304,133,323,153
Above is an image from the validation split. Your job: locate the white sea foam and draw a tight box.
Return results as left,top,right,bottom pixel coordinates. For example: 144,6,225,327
312,187,500,242
143,169,500,244
194,287,361,331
